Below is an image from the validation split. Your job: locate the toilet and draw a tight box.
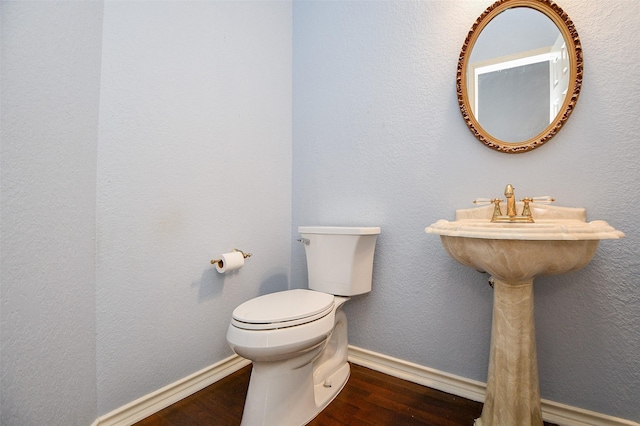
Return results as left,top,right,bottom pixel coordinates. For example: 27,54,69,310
226,226,380,426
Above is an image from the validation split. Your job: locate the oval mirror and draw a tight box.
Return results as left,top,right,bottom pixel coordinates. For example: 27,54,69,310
457,0,583,153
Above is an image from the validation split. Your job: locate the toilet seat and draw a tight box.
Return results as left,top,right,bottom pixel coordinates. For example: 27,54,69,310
231,289,334,331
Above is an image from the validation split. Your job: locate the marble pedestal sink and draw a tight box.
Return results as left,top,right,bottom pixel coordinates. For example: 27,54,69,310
426,203,624,426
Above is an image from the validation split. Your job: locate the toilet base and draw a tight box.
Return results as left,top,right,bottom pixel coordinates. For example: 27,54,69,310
312,362,350,418
240,357,350,426
239,305,350,426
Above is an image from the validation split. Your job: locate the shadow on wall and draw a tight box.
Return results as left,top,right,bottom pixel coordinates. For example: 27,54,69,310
195,268,226,300
259,273,290,295
193,269,290,302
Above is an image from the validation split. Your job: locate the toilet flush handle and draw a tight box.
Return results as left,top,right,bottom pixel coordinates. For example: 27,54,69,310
297,238,310,245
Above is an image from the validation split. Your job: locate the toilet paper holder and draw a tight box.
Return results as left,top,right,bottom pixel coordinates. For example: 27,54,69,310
210,248,252,267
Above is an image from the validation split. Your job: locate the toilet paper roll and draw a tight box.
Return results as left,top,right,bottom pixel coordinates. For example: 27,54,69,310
215,251,245,273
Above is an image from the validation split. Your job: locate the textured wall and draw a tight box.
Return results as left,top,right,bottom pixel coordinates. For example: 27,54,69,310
0,1,103,424
96,0,292,415
3,0,638,423
292,0,640,421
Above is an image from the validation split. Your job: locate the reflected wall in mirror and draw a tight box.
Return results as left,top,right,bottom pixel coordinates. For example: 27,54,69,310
457,0,583,153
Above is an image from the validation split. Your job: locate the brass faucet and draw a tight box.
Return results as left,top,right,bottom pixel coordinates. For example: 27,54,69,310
490,184,535,223
473,185,555,223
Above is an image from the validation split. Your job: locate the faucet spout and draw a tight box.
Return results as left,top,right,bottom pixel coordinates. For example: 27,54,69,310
505,184,517,217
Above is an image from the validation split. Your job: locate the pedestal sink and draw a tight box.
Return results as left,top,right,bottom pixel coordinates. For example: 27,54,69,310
426,202,624,426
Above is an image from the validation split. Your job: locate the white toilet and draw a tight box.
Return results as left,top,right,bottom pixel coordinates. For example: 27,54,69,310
226,226,380,426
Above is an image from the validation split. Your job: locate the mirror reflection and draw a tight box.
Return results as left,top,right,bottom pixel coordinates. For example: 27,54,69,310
469,8,567,142
456,0,583,153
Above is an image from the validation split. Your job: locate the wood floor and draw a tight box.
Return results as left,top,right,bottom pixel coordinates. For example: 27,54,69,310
135,363,558,425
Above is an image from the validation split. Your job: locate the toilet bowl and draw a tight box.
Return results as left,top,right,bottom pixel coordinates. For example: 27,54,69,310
226,226,380,426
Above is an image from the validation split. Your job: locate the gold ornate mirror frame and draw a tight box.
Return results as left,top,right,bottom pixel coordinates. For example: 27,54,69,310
457,0,583,153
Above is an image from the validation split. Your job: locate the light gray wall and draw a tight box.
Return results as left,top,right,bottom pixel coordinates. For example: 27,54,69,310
96,0,292,415
0,1,103,424
292,0,639,422
2,0,639,424
1,0,292,422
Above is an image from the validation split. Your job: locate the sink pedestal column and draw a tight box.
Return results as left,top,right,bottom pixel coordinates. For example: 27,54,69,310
476,278,543,426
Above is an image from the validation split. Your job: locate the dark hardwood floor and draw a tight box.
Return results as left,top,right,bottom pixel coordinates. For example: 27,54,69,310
135,363,557,425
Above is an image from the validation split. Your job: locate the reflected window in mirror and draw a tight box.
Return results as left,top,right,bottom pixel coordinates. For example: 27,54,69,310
457,0,582,153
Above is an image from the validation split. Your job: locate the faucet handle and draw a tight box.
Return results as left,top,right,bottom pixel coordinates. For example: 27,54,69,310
521,197,533,218
474,198,504,221
473,198,494,205
531,196,555,204
490,198,503,221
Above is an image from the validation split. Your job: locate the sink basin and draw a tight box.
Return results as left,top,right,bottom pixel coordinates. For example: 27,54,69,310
427,202,623,239
427,203,623,282
426,203,624,426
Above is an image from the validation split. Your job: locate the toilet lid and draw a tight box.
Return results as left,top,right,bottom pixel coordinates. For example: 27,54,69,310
232,289,335,330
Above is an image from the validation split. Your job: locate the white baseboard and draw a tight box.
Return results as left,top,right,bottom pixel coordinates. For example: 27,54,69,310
91,355,250,426
91,347,638,426
347,345,487,403
347,345,639,426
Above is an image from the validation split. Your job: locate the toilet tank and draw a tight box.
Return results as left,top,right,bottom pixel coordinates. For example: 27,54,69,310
298,226,380,296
